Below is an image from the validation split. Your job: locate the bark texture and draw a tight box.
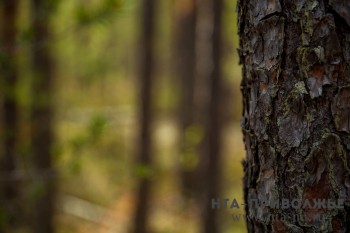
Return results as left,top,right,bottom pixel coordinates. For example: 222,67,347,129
239,0,350,232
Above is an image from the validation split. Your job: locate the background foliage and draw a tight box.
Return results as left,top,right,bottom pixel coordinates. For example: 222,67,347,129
1,0,245,232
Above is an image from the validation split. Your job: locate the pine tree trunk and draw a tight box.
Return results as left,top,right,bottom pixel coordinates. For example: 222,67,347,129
30,1,55,232
133,0,156,232
0,0,19,229
239,0,350,232
201,0,223,232
173,0,199,198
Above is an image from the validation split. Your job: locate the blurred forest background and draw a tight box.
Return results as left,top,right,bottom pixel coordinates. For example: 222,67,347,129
0,0,245,232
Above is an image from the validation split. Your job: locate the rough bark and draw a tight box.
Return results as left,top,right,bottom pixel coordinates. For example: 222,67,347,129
239,0,350,232
30,1,56,232
132,0,156,233
0,0,19,229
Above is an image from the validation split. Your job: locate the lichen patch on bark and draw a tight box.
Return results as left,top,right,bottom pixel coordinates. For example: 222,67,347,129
332,86,350,133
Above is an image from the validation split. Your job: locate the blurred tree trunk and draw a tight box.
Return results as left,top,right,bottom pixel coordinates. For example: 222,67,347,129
173,0,199,198
239,0,350,232
132,0,156,233
0,0,19,230
201,0,224,232
30,1,55,233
